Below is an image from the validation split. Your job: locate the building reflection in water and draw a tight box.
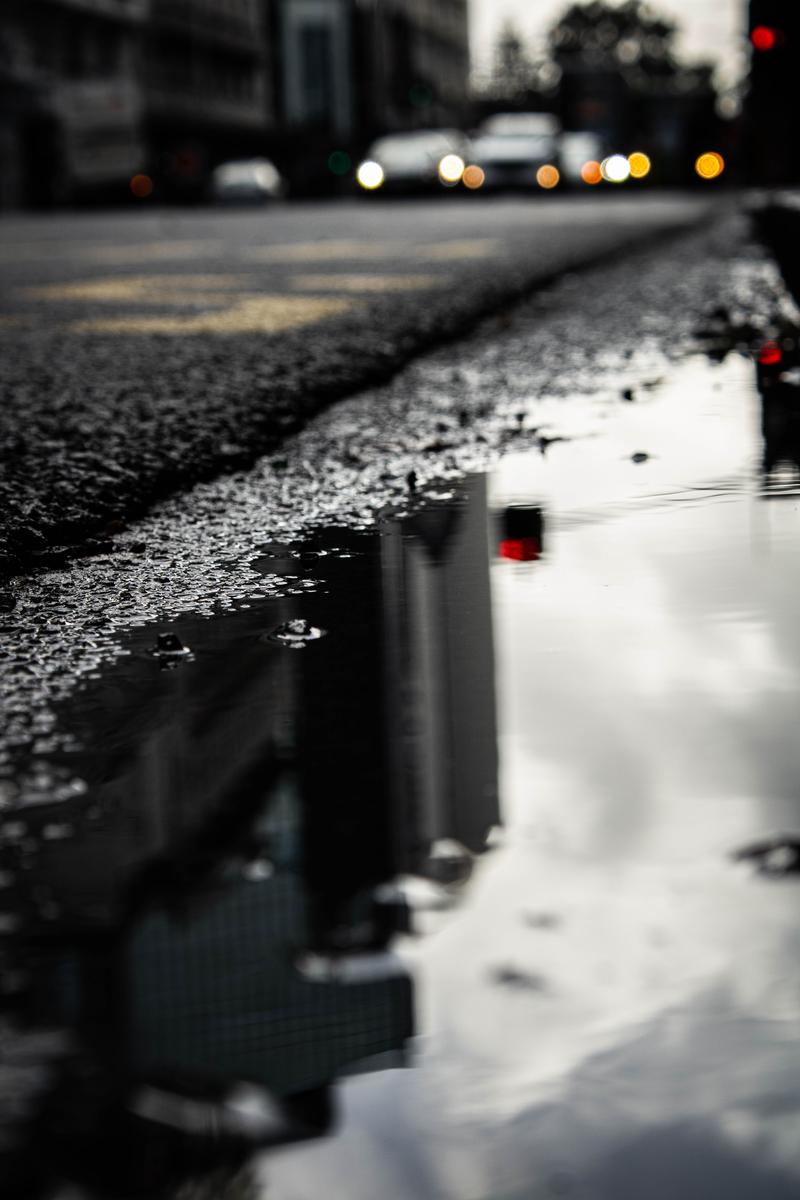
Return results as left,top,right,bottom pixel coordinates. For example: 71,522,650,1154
2,478,500,1197
757,348,800,493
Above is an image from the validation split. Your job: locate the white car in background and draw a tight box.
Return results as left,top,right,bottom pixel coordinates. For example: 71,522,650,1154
468,112,561,190
356,130,470,193
211,158,285,204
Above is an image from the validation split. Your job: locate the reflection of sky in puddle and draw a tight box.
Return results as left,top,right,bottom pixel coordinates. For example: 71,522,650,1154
267,355,800,1197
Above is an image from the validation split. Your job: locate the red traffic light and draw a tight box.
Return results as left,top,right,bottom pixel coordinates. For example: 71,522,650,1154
751,26,779,51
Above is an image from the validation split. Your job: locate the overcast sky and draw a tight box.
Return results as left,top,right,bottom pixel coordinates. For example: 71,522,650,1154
470,0,748,86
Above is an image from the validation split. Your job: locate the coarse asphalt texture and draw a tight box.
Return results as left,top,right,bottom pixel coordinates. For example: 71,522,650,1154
0,194,717,574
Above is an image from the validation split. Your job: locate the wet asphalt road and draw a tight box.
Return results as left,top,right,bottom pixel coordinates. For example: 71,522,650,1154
2,208,800,1198
0,193,718,573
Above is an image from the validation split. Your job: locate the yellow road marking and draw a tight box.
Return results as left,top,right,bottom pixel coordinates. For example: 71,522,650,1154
88,241,223,263
22,276,248,302
417,239,499,260
252,238,500,263
251,240,402,262
0,240,223,264
69,295,356,335
289,273,446,292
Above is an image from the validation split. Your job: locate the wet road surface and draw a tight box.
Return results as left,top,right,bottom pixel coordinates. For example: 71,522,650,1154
0,194,716,570
2,214,800,1197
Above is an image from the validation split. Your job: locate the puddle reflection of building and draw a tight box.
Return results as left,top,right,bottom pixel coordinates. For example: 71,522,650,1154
7,477,501,1196
383,475,500,867
756,357,800,493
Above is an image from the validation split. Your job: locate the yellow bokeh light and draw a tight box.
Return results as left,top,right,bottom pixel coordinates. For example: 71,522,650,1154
356,160,385,190
536,164,560,190
581,160,603,185
439,154,465,184
628,152,651,179
695,151,724,180
462,165,485,190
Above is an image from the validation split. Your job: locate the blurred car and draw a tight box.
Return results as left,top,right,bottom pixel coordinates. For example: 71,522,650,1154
467,112,561,191
559,132,606,186
355,130,470,193
211,158,285,204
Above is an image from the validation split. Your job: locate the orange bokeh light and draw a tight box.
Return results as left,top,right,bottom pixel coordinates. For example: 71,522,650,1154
695,152,725,180
130,174,154,198
536,164,560,190
581,160,603,185
463,165,486,190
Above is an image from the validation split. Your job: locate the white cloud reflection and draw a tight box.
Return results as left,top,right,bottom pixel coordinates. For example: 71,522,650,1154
265,356,800,1198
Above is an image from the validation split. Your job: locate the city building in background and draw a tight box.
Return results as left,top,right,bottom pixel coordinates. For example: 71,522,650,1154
144,0,271,199
0,0,470,204
0,0,148,207
273,0,470,193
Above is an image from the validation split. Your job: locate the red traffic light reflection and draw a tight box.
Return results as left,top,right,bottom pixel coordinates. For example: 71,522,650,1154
758,341,783,366
499,537,541,562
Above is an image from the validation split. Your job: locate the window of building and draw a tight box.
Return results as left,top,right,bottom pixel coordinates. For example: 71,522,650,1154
299,23,333,125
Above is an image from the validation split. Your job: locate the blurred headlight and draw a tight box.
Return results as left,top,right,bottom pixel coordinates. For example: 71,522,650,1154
601,155,631,183
439,154,465,184
357,161,385,190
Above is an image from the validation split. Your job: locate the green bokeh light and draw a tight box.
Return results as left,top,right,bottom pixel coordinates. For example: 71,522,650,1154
409,83,433,107
327,150,352,176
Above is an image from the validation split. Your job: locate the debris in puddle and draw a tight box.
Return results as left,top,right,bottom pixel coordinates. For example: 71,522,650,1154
241,858,275,882
152,632,193,664
490,965,549,992
733,836,800,877
631,451,650,464
263,618,327,649
622,387,635,402
419,838,473,887
523,911,562,931
41,823,74,842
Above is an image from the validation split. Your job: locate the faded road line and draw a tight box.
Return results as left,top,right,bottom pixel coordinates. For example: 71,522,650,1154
22,275,249,303
289,273,446,292
251,238,500,262
69,295,357,335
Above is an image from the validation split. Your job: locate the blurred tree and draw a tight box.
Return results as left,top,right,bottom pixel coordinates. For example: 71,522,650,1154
548,0,679,79
486,21,537,100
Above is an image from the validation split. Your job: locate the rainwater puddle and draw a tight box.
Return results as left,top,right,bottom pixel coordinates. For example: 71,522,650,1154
2,351,800,1197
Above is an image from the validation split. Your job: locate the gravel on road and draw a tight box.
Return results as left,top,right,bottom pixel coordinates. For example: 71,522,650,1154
0,195,716,574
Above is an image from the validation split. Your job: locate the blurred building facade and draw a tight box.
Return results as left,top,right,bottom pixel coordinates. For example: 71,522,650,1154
0,0,148,206
271,0,470,192
0,0,470,205
353,0,470,136
144,0,271,198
